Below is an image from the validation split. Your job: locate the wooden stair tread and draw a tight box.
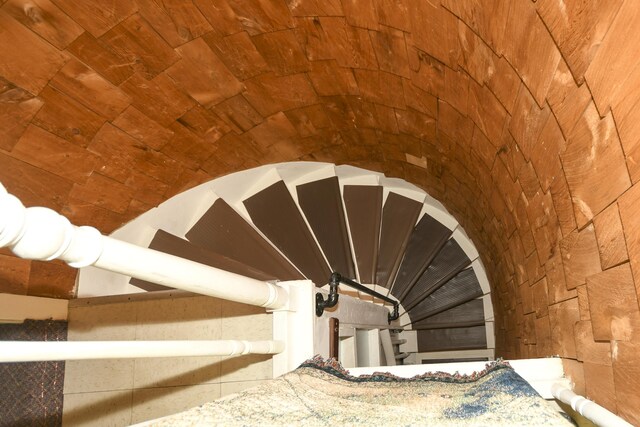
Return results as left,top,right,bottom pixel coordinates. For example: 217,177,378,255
406,268,484,324
376,192,422,289
343,185,382,284
391,213,452,301
411,299,485,330
416,326,487,352
186,198,303,281
130,229,276,291
401,239,471,310
244,180,331,286
297,176,355,278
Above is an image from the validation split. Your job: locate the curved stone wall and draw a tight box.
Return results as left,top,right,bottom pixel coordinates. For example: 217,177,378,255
0,0,638,421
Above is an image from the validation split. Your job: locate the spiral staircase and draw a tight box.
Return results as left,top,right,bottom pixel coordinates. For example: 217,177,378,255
77,162,494,364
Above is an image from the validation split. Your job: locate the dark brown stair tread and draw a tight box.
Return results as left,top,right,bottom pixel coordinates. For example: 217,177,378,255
243,180,331,286
406,268,484,324
130,229,276,292
401,239,471,310
410,299,485,330
376,192,422,288
297,176,355,278
186,198,303,281
391,213,452,300
417,326,487,352
343,185,382,284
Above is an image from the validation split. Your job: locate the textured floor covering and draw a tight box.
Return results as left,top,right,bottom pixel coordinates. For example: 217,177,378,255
0,320,67,427
146,356,573,426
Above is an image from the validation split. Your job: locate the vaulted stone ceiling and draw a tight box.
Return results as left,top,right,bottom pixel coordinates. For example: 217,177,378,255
0,0,639,422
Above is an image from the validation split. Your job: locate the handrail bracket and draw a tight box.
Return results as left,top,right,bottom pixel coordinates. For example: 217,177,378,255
315,272,400,324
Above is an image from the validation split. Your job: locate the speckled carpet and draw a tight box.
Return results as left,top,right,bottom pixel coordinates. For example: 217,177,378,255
146,356,573,426
0,320,67,427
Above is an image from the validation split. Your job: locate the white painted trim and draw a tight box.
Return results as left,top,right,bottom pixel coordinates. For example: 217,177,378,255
378,177,425,199
552,383,634,427
485,321,495,349
78,266,142,297
334,165,384,184
472,258,491,294
415,348,495,361
482,295,494,321
340,335,357,368
380,186,425,209
0,294,68,323
418,202,458,231
398,330,418,353
379,329,396,366
452,227,479,261
149,189,219,237
356,328,381,367
215,167,283,220
422,193,458,230
271,280,315,377
398,310,412,329
0,339,284,362
80,223,157,297
277,163,336,202
315,291,390,359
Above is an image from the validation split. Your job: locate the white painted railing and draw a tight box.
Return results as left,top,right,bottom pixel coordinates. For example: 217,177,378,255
0,182,287,309
0,340,284,362
0,182,315,376
551,383,633,427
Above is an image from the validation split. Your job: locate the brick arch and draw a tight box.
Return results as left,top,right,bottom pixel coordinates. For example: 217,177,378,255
0,0,638,421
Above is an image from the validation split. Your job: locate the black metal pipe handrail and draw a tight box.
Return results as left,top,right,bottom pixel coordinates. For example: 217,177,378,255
316,272,400,323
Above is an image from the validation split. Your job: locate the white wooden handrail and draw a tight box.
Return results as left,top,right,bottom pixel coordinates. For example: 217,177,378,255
551,383,633,427
0,182,288,309
0,340,284,362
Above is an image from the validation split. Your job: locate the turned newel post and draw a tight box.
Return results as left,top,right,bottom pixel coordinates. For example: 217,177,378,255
0,182,104,268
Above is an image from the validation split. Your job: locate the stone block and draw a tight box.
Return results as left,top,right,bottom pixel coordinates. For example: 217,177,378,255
562,103,630,227
574,320,611,365
613,339,640,425
549,298,580,358
0,12,69,94
586,263,640,341
204,32,269,81
560,225,602,290
593,203,629,270
252,29,310,76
